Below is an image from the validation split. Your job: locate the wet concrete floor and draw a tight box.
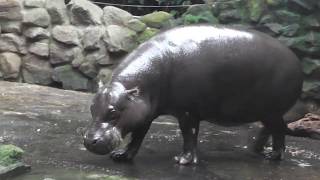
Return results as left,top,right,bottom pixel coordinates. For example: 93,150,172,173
0,81,319,180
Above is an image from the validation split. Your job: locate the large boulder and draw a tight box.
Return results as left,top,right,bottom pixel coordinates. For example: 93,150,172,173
28,39,49,57
23,27,50,40
22,54,53,85
52,25,81,46
288,113,320,140
67,0,103,25
103,25,137,52
0,33,27,54
141,11,173,28
52,65,90,90
49,42,83,65
126,19,147,33
82,26,104,50
102,6,133,26
45,0,69,25
96,67,113,85
22,8,50,27
0,0,22,20
0,52,21,79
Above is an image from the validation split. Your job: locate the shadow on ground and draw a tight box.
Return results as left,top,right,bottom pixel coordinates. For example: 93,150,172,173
0,81,319,180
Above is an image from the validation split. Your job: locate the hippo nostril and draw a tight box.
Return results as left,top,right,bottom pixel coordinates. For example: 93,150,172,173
92,139,98,145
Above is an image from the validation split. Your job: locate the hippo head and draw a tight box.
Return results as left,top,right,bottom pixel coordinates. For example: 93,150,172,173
83,82,149,155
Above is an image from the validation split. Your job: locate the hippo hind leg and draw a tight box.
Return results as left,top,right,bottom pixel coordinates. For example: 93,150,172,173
253,116,286,160
174,112,200,165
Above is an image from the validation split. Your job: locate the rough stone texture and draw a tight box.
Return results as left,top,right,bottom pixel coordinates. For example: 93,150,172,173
28,39,49,57
52,64,89,90
45,0,69,25
141,11,172,28
103,25,137,52
52,25,80,46
67,0,103,26
0,33,27,54
288,113,320,140
49,42,83,65
102,6,133,26
97,67,113,84
82,26,104,50
23,0,45,8
79,61,97,78
22,54,53,85
0,21,21,34
126,19,147,33
0,0,22,20
22,8,50,27
23,27,49,40
0,52,21,79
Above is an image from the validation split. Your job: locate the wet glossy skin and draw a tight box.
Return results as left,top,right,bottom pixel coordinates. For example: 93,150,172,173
83,25,303,165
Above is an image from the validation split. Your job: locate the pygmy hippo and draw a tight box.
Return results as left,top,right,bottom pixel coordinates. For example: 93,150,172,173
83,25,303,165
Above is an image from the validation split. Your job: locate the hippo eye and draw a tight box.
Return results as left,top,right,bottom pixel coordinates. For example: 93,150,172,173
108,109,119,120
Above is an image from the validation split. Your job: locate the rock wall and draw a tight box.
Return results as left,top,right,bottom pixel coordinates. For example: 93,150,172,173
0,0,319,103
0,0,168,91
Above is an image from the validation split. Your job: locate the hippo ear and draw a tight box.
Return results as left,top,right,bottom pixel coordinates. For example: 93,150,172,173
126,87,140,98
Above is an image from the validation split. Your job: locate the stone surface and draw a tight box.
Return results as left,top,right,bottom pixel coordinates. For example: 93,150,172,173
102,6,133,26
23,27,49,40
0,33,27,54
302,80,320,100
103,25,137,52
218,9,242,23
52,64,89,90
126,19,147,33
50,42,83,65
85,44,111,66
275,10,301,24
280,24,300,37
24,0,45,8
0,52,21,79
141,11,173,28
79,61,97,78
28,39,49,57
45,0,69,25
52,25,80,46
137,27,159,43
22,54,53,85
0,0,22,20
96,67,113,85
0,21,21,34
82,26,104,50
67,0,103,25
22,8,50,27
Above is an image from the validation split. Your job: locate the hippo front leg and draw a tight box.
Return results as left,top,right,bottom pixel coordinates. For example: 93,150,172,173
174,113,200,165
110,122,151,161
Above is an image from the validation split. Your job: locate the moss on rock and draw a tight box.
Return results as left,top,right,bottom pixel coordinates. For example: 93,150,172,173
137,27,160,43
0,145,24,166
141,11,172,28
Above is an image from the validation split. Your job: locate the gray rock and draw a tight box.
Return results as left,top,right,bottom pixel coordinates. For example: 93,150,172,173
22,8,50,27
126,19,147,33
46,0,69,25
50,42,83,65
218,9,242,23
79,61,97,78
0,52,21,79
22,54,53,85
82,26,104,50
97,67,113,85
0,21,21,34
28,39,49,57
103,25,137,52
0,33,27,54
102,6,133,26
24,0,45,8
67,0,103,26
0,0,23,20
52,25,81,46
23,27,50,40
85,43,112,66
52,64,89,90
141,11,173,28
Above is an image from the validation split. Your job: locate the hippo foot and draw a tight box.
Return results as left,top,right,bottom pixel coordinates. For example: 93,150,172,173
174,152,198,165
265,151,284,161
110,149,132,162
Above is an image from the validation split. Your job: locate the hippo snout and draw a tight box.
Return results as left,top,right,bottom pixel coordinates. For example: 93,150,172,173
83,127,123,155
